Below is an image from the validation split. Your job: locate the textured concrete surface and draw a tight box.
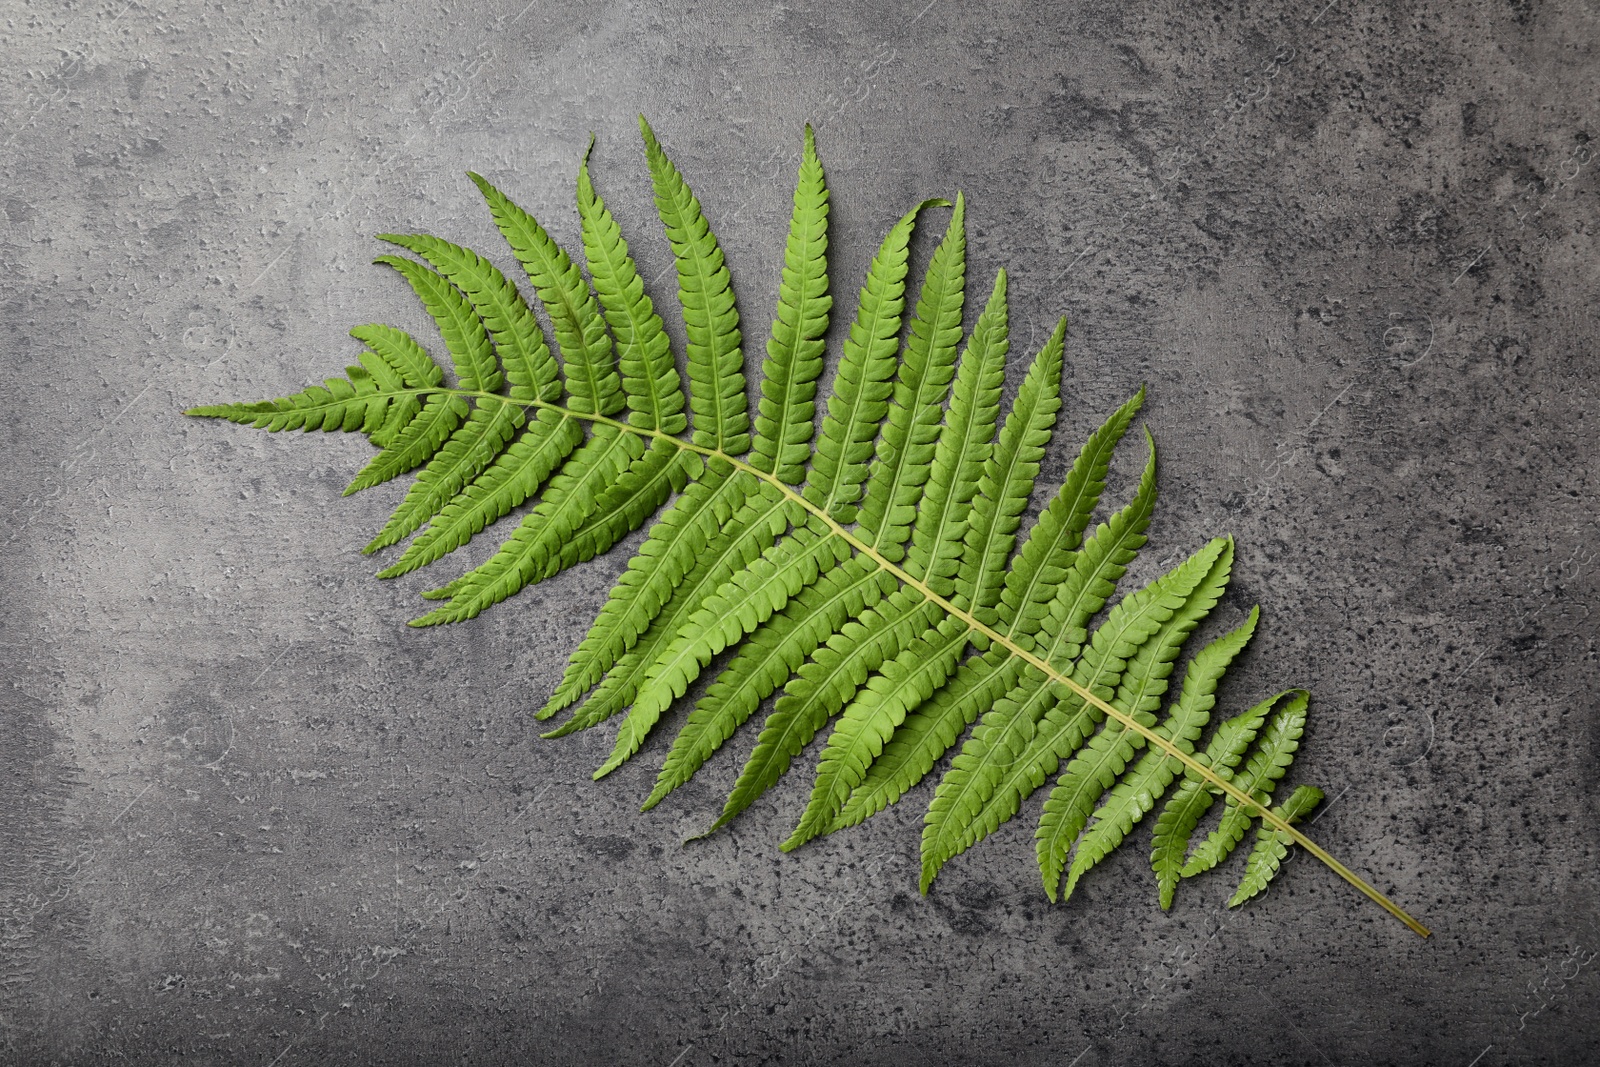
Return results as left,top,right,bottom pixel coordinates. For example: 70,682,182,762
2,0,1596,1063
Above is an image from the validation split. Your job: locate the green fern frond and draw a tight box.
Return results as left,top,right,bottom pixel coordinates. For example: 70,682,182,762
640,116,748,455
1056,607,1259,903
1229,784,1325,907
1033,541,1235,902
1181,689,1310,878
1150,689,1287,910
542,478,790,737
750,124,831,485
577,140,687,435
920,536,1228,892
184,120,1428,938
804,198,945,522
856,192,966,560
374,233,559,402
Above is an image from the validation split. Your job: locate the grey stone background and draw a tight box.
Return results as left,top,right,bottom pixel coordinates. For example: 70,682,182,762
1,0,1595,1063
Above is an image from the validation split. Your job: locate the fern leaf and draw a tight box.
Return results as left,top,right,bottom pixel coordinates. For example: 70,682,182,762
1150,690,1285,909
920,536,1228,892
1057,607,1260,902
594,519,844,776
541,481,793,737
361,400,526,554
786,613,969,849
344,393,468,494
1181,690,1310,878
857,192,966,560
750,124,831,484
1026,430,1159,664
550,439,700,573
578,139,687,434
695,586,925,836
184,354,399,435
185,325,442,446
182,128,1422,933
902,436,1156,878
468,171,622,417
374,234,560,401
409,426,644,624
828,427,1157,836
351,322,445,391
648,567,911,820
804,198,946,522
956,318,1062,627
350,323,443,446
1035,541,1236,902
541,463,751,717
375,409,584,578
1229,785,1325,907
639,116,748,454
831,651,1022,832
994,387,1145,650
904,269,1008,596
373,254,502,395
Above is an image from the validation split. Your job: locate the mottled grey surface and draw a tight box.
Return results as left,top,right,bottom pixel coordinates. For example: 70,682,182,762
1,0,1596,1063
